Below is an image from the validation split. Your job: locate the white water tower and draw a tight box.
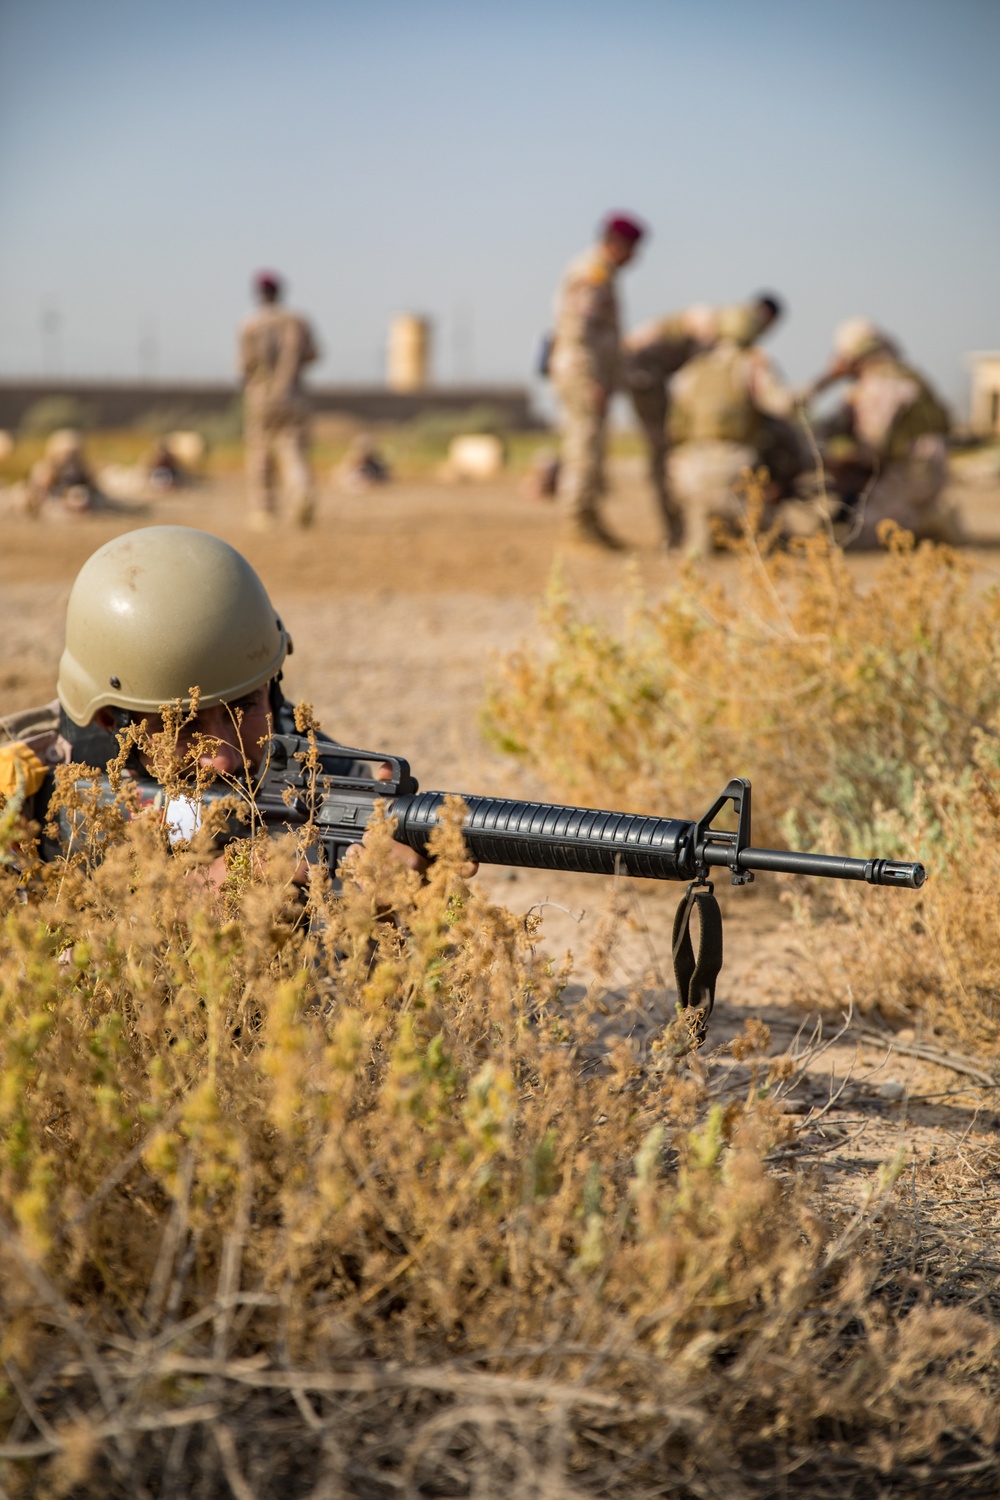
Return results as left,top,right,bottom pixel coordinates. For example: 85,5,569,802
387,314,432,391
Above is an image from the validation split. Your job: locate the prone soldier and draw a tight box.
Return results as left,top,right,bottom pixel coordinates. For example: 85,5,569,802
20,429,105,518
0,527,426,880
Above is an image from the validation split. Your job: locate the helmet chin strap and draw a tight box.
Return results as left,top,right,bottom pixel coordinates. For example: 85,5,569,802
268,676,287,718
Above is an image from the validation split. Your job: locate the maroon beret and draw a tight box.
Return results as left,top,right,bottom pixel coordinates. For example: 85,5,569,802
253,269,282,296
603,213,646,244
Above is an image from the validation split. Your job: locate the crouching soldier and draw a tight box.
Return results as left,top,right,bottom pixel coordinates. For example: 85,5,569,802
667,304,806,554
806,319,961,548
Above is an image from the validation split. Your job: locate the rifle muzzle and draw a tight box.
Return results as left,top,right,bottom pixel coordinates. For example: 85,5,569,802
701,845,925,888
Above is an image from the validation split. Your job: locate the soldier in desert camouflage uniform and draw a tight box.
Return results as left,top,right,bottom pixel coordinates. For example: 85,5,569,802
239,272,319,531
623,294,785,547
667,303,804,554
549,214,646,550
807,319,960,548
21,429,104,517
0,528,429,879
623,304,716,546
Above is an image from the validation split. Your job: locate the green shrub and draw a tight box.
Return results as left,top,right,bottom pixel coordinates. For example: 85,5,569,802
19,396,97,435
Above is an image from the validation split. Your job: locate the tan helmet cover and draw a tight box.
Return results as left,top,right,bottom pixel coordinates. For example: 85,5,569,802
57,526,290,726
833,317,884,363
45,428,84,464
716,303,760,348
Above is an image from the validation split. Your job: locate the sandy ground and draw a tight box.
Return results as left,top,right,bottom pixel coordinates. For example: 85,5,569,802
2,461,999,1231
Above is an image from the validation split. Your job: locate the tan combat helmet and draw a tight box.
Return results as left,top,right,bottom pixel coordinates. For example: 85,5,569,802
45,428,85,464
832,318,887,364
57,526,290,726
716,304,761,348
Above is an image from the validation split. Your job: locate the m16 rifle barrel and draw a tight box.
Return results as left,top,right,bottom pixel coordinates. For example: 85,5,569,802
701,844,925,888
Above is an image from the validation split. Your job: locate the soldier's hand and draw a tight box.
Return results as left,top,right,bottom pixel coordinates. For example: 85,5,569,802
813,358,850,392
349,761,479,878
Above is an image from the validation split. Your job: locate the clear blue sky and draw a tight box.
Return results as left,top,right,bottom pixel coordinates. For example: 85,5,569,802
1,0,997,409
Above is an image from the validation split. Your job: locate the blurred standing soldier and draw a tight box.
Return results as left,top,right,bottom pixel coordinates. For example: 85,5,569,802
667,302,804,554
806,319,959,548
239,271,319,531
549,213,646,550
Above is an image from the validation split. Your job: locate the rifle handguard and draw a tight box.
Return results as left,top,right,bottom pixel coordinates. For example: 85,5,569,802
390,791,694,880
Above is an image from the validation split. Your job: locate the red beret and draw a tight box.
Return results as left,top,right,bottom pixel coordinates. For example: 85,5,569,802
253,269,282,295
603,213,646,244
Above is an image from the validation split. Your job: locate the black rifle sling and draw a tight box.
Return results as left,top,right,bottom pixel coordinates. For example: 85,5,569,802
671,882,723,1032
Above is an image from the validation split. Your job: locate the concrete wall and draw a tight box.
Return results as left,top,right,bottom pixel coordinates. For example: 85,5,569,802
0,380,541,432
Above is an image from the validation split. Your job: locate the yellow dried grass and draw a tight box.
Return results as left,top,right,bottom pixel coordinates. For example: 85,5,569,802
484,490,1000,1055
0,758,997,1493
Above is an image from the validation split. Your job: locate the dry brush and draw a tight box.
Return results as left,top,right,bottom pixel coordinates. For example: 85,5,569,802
0,752,998,1495
483,508,1000,1058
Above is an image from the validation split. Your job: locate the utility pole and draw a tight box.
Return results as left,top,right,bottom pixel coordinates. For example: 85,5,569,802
138,321,159,381
452,304,474,384
40,304,61,376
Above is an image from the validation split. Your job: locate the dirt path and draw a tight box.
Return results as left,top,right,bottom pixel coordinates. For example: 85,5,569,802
3,462,999,1229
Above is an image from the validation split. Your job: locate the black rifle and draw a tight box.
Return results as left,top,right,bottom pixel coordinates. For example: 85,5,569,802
213,733,922,1039
60,731,922,1039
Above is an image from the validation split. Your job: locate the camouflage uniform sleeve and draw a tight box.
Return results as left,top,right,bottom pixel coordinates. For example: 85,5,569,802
266,314,319,404
238,318,261,382
629,312,692,352
746,351,797,420
299,318,319,368
0,700,62,746
552,251,620,389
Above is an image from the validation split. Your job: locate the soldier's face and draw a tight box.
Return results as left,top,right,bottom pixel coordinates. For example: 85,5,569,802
130,685,272,780
605,232,639,267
